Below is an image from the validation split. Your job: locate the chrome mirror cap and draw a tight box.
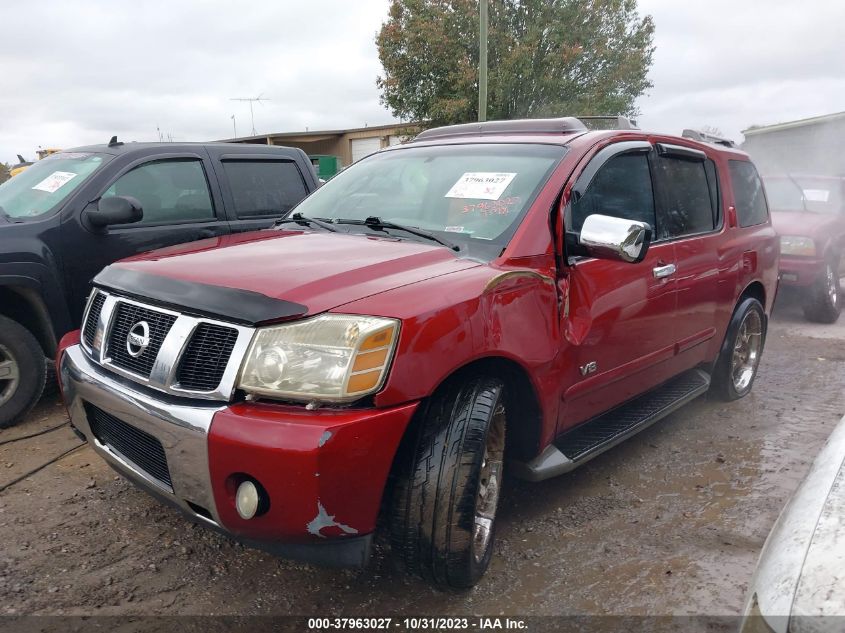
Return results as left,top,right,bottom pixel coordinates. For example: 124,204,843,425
579,214,652,263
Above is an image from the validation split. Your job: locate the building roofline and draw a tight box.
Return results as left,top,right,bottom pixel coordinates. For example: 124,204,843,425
743,111,845,136
218,122,421,143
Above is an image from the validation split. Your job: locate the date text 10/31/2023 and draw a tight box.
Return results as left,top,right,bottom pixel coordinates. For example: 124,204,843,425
306,617,528,630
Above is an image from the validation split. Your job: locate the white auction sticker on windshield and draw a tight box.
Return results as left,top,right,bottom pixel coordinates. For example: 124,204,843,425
803,189,830,202
31,171,77,193
445,172,516,200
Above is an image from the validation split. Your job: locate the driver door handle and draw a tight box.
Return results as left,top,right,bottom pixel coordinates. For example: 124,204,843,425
653,263,677,278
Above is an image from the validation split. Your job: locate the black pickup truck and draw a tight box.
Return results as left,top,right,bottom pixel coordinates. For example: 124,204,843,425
0,140,318,427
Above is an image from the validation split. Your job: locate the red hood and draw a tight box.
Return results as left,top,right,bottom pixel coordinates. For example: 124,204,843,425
770,210,843,239
113,230,482,315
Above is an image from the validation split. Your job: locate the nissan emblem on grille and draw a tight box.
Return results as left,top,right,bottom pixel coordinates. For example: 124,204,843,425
126,321,151,358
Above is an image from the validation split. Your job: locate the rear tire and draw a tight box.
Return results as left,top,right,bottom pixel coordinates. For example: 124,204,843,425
0,315,47,429
710,298,766,402
802,260,841,324
390,375,506,589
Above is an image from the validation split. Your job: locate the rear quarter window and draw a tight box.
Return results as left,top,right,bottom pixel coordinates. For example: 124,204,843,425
729,160,769,227
222,160,309,219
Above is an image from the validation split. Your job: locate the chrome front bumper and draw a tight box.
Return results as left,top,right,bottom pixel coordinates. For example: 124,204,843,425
60,344,224,526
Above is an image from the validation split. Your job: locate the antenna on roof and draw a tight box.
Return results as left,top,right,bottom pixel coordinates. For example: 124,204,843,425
108,135,123,147
230,93,271,136
17,154,26,164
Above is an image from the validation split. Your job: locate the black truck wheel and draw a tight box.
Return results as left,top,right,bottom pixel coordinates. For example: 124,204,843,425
710,297,766,402
390,375,506,589
803,260,841,324
0,315,47,429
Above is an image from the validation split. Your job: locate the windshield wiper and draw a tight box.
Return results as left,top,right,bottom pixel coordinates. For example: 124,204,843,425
0,205,18,223
274,212,338,232
786,174,810,212
334,216,460,252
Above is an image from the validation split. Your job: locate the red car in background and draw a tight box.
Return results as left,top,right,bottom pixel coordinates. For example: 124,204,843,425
764,175,845,322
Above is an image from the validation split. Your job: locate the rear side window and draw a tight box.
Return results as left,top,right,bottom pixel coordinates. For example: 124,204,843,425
570,153,656,233
654,156,716,239
223,160,308,219
729,160,769,227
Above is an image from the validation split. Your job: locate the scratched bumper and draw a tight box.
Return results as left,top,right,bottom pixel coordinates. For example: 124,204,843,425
59,342,418,567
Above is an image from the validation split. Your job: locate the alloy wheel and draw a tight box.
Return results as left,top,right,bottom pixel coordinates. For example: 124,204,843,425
826,264,839,308
0,343,20,407
472,401,506,564
731,311,763,393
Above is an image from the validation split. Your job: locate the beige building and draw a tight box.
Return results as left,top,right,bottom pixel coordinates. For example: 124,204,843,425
223,123,421,167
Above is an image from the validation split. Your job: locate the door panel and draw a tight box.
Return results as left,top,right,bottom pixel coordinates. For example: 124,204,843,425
561,242,678,431
673,235,724,362
652,152,724,365
559,145,679,433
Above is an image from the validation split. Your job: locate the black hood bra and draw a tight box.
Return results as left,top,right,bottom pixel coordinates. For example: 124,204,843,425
94,265,309,326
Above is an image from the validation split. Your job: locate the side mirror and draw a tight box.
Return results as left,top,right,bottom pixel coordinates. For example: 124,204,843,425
579,214,652,263
86,196,143,228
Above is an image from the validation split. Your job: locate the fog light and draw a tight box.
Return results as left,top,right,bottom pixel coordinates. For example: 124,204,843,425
236,480,260,520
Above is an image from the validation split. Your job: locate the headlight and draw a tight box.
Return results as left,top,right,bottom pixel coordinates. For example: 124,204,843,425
780,235,816,256
238,314,399,402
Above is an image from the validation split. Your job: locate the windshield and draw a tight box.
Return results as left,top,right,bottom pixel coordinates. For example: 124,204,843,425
0,152,111,221
764,177,843,215
292,143,566,259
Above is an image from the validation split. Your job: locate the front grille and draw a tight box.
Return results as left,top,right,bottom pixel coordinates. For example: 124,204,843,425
83,292,106,348
85,403,172,488
176,323,239,391
107,302,177,378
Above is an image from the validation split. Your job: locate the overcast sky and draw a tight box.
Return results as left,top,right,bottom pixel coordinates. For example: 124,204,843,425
1,0,843,164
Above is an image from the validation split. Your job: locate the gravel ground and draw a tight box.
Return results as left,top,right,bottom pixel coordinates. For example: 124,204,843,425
1,293,843,618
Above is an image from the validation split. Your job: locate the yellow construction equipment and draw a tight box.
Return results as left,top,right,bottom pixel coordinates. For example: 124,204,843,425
9,149,62,177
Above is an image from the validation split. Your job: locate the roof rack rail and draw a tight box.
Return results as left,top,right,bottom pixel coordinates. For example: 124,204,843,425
682,129,736,148
414,117,587,141
576,115,639,130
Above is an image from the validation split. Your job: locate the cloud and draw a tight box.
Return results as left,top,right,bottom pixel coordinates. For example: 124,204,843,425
635,0,845,141
0,0,395,163
2,0,843,163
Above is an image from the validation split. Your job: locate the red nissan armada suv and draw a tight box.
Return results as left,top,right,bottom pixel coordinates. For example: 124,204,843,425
58,118,778,588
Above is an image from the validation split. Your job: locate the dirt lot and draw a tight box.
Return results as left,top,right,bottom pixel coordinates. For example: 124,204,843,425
1,294,843,618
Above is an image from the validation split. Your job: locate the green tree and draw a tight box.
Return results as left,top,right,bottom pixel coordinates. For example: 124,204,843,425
376,0,655,126
0,163,10,185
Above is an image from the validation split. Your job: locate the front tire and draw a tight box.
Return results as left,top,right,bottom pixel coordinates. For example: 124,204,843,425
803,260,841,324
390,375,506,589
711,298,766,402
0,315,47,429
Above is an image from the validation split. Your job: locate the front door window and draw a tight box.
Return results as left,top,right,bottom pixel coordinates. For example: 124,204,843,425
102,159,215,225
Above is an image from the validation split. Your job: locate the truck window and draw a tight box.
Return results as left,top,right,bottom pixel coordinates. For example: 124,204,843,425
729,160,769,227
570,153,656,233
222,160,308,219
103,159,215,225
654,155,715,239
